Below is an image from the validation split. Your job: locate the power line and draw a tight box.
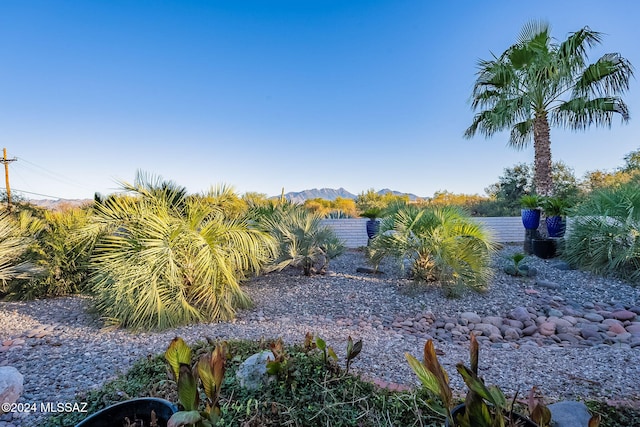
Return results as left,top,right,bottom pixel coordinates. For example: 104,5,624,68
11,188,76,200
13,154,96,191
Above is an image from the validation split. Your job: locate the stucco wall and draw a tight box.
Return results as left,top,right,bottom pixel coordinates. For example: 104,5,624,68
321,217,526,248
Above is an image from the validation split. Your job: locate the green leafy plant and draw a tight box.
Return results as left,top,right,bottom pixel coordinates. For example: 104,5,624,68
312,334,338,367
503,253,533,277
361,207,383,219
520,195,540,209
344,336,362,375
165,337,228,427
406,335,551,426
367,205,496,295
542,197,568,217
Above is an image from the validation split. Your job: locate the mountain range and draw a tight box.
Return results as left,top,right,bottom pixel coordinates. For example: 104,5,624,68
24,188,423,209
281,187,422,204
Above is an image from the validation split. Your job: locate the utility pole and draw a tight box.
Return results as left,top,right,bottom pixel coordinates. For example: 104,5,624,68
1,148,17,211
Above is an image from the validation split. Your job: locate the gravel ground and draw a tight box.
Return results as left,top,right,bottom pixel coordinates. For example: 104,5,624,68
1,245,639,426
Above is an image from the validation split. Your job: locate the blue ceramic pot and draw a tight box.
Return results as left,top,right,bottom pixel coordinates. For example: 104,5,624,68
545,215,565,237
521,209,541,230
366,219,380,239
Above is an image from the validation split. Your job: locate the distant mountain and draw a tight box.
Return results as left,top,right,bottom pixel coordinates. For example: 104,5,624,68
376,188,421,201
27,199,93,210
280,188,423,203
281,188,357,204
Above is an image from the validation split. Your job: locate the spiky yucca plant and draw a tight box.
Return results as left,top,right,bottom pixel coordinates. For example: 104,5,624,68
368,205,496,294
83,173,277,330
563,183,640,283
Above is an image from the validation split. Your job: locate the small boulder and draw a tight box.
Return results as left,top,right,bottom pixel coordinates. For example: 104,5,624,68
510,307,532,323
550,260,571,271
583,313,604,323
536,279,560,289
474,323,501,337
460,312,482,324
611,310,636,321
0,366,24,408
236,351,275,390
548,401,593,427
538,322,556,336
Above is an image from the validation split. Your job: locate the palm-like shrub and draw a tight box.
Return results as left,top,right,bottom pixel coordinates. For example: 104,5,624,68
563,183,640,283
264,205,345,276
6,208,92,299
0,212,39,293
84,174,277,330
367,205,496,294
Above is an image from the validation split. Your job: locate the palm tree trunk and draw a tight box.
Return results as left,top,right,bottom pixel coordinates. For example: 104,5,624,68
533,112,553,196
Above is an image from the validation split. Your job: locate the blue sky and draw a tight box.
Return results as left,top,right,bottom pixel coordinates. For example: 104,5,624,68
1,0,638,200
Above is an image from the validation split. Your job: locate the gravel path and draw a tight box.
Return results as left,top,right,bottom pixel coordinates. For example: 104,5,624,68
1,245,639,426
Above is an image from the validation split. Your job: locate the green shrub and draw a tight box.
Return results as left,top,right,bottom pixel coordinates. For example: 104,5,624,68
563,183,640,283
6,207,93,300
0,211,39,295
49,338,443,427
83,174,277,330
264,205,345,276
367,205,497,295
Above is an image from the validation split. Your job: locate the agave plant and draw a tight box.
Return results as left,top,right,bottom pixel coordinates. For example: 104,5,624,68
82,172,277,330
367,205,496,294
563,182,640,283
264,205,345,276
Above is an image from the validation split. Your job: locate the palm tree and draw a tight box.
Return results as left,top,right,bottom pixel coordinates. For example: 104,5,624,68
465,21,633,196
83,173,277,330
367,204,496,296
263,205,345,276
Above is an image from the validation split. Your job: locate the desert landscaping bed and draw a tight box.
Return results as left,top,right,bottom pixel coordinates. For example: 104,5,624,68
1,244,639,426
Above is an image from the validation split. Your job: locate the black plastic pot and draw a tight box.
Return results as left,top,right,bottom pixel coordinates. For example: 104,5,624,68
75,398,177,427
446,404,538,426
532,238,556,259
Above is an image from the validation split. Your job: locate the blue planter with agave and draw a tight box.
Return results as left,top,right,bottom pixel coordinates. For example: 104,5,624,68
521,209,541,230
545,215,565,237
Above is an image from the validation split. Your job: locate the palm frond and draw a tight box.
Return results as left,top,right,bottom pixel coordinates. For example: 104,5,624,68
573,53,634,98
552,96,630,129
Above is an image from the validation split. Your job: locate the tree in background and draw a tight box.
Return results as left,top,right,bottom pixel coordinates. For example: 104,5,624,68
465,21,633,196
482,161,581,215
304,197,357,218
355,189,409,216
582,148,640,192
